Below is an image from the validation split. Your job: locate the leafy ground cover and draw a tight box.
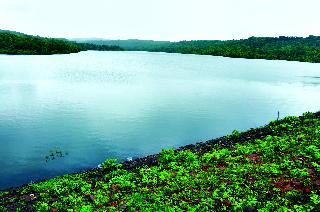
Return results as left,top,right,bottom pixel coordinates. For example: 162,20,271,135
1,112,320,211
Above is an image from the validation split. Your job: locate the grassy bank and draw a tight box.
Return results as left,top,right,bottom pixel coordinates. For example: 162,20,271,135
1,112,320,211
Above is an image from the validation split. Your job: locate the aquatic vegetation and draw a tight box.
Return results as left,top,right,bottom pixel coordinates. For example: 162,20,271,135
0,112,319,211
44,148,69,163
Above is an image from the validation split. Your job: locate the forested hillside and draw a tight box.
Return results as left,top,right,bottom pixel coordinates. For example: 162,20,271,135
159,36,320,63
74,39,171,51
2,29,319,62
78,36,320,63
0,30,123,55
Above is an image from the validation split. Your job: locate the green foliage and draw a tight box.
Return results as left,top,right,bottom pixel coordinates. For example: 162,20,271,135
34,202,50,211
80,36,320,63
0,30,123,55
310,193,320,205
100,159,119,170
77,43,123,51
231,130,241,139
159,149,176,165
74,39,171,51
3,29,319,62
1,112,320,210
158,36,320,63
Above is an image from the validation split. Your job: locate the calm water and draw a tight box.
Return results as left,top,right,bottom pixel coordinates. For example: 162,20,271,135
0,51,320,189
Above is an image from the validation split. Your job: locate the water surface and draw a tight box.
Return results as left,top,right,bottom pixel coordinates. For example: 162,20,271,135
0,51,320,189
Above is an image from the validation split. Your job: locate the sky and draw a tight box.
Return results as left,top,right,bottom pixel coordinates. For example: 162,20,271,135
0,0,319,41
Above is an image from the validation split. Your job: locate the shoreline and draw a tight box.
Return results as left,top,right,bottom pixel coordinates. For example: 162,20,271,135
1,111,320,210
1,50,320,64
2,111,319,192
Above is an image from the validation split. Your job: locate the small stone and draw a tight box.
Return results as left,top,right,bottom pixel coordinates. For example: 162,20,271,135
29,194,36,200
121,204,127,209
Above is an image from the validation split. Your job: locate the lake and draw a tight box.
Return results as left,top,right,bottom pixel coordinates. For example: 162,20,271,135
0,51,320,189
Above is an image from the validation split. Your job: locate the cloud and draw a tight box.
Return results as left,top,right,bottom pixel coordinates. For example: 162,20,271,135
0,0,319,40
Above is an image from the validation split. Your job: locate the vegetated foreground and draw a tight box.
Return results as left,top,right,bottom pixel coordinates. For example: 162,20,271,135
1,112,320,211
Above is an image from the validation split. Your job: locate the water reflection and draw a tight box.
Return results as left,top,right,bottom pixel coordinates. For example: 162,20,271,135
302,76,320,79
0,51,320,189
300,75,320,86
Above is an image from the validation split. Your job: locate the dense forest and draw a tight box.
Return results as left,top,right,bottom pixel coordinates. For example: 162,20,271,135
2,29,320,62
159,36,320,63
0,30,123,55
78,36,320,63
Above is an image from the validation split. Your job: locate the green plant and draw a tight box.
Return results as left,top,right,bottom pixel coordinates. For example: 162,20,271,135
100,159,121,171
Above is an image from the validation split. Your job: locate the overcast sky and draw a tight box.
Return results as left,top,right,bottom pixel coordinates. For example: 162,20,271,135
0,0,319,41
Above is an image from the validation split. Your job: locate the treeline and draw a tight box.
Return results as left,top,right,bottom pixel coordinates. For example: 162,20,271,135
0,30,123,55
156,36,320,63
77,43,123,51
74,39,171,51
79,36,320,63
3,29,319,62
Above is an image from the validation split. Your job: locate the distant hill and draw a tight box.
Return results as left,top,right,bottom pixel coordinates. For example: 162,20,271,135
73,39,172,51
75,36,320,63
160,36,320,63
1,30,319,62
0,30,123,55
0,29,30,36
